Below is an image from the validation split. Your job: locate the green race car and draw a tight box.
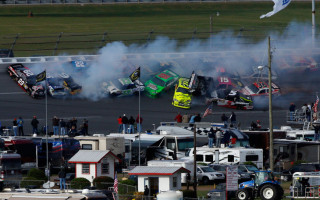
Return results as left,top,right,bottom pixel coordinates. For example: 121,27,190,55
144,69,179,98
172,77,192,109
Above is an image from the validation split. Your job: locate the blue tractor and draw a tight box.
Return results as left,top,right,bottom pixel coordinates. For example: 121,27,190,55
236,171,284,200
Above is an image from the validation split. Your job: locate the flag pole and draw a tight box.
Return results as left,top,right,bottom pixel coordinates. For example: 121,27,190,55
138,75,141,166
45,70,49,182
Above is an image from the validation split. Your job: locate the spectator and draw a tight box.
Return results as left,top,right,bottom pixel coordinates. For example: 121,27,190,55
256,120,262,129
174,112,182,123
13,118,18,136
182,113,189,123
136,114,143,133
78,125,86,135
189,114,196,124
52,116,60,136
83,119,88,136
306,106,311,122
251,121,258,130
60,119,67,136
66,119,73,133
31,116,39,134
221,113,228,127
194,113,201,122
117,116,123,133
58,167,66,190
68,125,77,137
71,117,78,130
17,117,24,136
215,128,222,148
144,185,149,198
122,114,129,133
186,173,191,190
229,112,237,128
208,128,215,148
289,103,296,121
128,116,135,134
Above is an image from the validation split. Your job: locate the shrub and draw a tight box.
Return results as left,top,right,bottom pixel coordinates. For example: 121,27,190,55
20,177,44,188
27,168,47,181
93,176,114,189
182,190,197,198
120,179,137,186
70,177,91,189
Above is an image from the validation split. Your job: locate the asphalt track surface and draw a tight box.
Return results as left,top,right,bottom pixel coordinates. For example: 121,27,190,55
0,65,315,136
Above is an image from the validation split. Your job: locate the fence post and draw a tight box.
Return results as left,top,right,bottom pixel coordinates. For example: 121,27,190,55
192,28,197,40
100,32,107,48
147,29,154,42
53,32,63,56
10,33,19,57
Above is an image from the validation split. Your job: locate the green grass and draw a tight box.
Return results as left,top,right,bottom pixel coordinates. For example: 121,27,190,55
0,2,317,56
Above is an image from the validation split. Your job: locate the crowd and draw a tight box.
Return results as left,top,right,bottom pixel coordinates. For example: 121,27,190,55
117,114,143,134
0,116,89,137
173,111,237,128
288,102,315,122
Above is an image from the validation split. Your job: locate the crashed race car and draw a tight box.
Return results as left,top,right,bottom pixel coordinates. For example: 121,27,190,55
241,81,280,97
46,73,68,97
188,71,216,97
144,69,179,98
208,89,253,110
7,63,45,98
172,77,192,109
102,77,144,97
60,73,82,95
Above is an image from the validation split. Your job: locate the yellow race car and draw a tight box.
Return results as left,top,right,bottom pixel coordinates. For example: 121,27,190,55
172,77,192,109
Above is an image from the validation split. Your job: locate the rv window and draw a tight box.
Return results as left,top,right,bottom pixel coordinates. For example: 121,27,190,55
166,139,176,150
196,155,203,162
246,155,259,162
228,155,234,162
82,144,92,150
101,163,109,174
205,155,213,162
177,138,194,151
82,163,90,174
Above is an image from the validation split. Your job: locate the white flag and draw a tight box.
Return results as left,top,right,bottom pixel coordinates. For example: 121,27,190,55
260,0,291,19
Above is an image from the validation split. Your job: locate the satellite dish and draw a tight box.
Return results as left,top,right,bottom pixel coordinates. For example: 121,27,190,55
43,181,55,189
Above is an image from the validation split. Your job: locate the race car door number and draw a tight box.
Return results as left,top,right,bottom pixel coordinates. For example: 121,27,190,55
18,78,25,86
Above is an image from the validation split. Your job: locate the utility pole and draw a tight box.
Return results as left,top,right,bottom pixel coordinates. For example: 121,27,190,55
268,36,274,171
193,124,197,196
312,0,316,46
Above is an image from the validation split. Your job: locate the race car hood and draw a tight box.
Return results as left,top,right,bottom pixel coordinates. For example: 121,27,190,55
174,92,191,101
241,87,254,96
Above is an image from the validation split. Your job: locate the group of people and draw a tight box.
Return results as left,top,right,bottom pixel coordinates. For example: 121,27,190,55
51,116,88,137
208,127,235,148
118,114,143,134
220,112,237,128
174,112,202,124
0,117,25,136
289,102,314,122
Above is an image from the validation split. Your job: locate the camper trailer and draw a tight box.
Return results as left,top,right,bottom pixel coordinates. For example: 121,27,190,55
185,147,263,169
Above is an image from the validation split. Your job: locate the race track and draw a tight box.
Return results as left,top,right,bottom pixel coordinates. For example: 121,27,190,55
0,58,316,136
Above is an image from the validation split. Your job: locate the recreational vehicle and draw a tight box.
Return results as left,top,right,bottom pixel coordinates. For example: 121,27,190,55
185,147,263,169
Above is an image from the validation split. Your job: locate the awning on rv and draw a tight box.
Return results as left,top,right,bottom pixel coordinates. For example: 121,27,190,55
132,137,164,149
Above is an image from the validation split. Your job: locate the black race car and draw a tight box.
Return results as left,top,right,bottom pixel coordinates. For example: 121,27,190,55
7,63,45,98
59,72,82,95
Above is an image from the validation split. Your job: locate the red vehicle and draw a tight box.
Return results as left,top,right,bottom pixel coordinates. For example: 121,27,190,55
240,81,280,97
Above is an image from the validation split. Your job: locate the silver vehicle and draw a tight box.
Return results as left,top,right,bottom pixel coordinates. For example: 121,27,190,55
196,166,225,185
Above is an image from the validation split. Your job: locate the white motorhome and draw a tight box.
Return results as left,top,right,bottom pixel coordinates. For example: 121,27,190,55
185,147,263,169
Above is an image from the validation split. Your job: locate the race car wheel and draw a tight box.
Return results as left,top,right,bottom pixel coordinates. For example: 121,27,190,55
236,188,250,200
260,184,279,200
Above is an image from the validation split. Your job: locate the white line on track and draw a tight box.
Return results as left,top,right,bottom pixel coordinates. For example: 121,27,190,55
0,92,25,95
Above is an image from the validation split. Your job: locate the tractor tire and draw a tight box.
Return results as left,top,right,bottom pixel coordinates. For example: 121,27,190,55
236,188,251,200
259,184,279,200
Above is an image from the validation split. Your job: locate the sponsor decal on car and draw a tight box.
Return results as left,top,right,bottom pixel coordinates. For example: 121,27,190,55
148,83,157,90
